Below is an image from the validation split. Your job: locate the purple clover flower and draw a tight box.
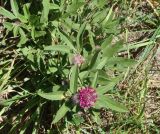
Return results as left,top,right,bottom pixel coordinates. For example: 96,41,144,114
72,87,98,109
72,54,85,67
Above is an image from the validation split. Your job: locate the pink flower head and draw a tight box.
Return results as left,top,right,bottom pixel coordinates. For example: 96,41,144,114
79,87,97,109
72,54,85,66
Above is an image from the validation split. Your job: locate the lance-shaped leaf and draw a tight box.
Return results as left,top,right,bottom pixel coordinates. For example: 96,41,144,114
37,91,65,100
101,35,113,49
44,45,72,53
102,40,123,58
96,80,118,95
91,71,99,88
76,22,87,50
96,57,108,70
40,0,50,22
3,22,14,31
89,50,100,69
70,65,78,93
66,1,85,14
52,102,70,123
23,3,30,19
106,57,137,67
58,29,76,51
95,95,128,112
0,7,16,19
97,0,107,8
10,0,19,17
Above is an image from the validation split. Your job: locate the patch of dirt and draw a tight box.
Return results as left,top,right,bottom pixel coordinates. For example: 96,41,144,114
145,55,160,131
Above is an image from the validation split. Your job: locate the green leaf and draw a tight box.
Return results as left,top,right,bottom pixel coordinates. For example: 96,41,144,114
34,31,46,38
102,7,113,26
44,45,72,53
101,35,113,49
50,3,60,10
72,114,84,126
17,14,28,23
40,0,50,22
76,22,87,50
3,22,13,31
96,81,118,95
29,15,40,26
18,28,28,46
88,30,95,47
13,25,19,37
47,67,57,74
27,53,34,62
10,0,19,16
52,102,70,123
96,57,108,70
97,0,107,8
70,65,78,93
92,111,101,124
0,7,16,19
91,71,98,88
103,20,119,34
62,18,80,31
52,85,60,92
37,91,65,100
79,71,89,80
92,9,107,24
66,1,85,14
106,57,137,67
23,4,30,19
89,51,100,69
103,40,123,57
58,29,76,51
19,28,26,38
0,108,6,116
95,95,128,112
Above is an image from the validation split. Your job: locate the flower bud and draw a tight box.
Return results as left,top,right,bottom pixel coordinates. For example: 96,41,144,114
72,54,85,66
